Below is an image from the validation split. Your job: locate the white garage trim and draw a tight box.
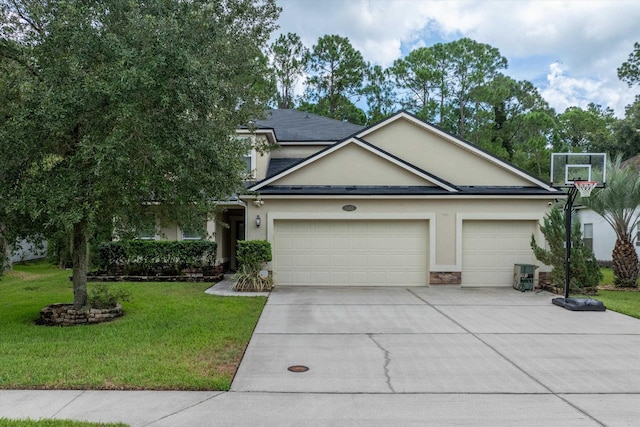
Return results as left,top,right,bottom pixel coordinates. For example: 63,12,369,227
266,212,435,285
458,216,542,287
267,212,440,271
454,213,545,273
272,218,429,286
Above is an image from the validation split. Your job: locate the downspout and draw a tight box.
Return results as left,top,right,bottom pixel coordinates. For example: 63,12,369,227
238,198,249,240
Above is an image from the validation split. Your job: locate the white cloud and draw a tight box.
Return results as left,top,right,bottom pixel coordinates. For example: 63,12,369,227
541,62,634,115
274,0,640,116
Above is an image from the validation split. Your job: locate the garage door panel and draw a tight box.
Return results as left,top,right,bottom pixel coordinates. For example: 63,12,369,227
462,220,537,287
274,219,428,286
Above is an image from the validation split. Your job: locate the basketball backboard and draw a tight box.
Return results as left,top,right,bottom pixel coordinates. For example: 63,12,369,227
550,153,607,188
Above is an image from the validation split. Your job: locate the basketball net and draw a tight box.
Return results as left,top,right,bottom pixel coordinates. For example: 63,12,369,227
574,181,597,198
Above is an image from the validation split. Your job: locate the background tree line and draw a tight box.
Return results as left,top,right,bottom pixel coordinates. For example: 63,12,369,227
268,33,640,180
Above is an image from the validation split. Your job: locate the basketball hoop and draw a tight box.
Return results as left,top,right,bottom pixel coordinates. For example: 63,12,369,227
574,181,597,198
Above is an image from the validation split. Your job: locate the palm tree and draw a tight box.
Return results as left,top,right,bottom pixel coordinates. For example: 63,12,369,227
580,156,640,287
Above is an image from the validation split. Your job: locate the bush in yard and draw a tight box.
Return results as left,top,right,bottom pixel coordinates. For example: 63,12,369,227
531,206,602,294
233,240,273,291
97,240,217,276
88,283,131,309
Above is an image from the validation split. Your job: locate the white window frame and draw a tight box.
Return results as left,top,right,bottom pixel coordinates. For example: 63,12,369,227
583,223,593,251
237,136,256,179
243,148,256,179
137,215,157,240
181,226,204,240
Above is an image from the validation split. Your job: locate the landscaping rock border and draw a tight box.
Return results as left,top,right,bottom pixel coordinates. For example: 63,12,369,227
86,274,222,282
37,303,123,326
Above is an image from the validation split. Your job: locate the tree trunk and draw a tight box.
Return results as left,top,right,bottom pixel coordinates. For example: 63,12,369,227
1,238,10,272
612,238,640,288
71,219,89,308
0,225,11,272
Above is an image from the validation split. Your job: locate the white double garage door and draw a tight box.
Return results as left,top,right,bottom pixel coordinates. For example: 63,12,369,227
273,219,537,287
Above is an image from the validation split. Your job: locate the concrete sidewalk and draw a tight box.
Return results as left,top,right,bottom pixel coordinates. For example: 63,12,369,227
2,286,640,426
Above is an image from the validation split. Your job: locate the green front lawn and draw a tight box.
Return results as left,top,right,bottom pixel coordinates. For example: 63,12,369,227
594,267,640,319
0,263,265,390
593,290,640,319
599,267,640,287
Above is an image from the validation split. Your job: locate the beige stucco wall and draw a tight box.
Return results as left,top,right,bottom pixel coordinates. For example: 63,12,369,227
272,143,435,186
244,196,552,273
271,145,328,159
361,118,534,186
253,135,271,181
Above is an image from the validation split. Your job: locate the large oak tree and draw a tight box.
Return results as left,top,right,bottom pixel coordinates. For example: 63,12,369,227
0,0,280,307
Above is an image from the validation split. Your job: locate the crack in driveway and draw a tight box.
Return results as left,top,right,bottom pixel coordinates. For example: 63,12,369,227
368,334,396,393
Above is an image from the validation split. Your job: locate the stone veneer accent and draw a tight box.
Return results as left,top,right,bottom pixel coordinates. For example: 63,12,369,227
38,303,123,326
538,271,551,286
430,272,462,285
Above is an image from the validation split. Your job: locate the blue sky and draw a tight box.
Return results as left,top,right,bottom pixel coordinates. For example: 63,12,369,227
274,0,640,117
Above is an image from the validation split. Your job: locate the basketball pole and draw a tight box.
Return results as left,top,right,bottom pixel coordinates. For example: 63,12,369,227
552,182,605,311
564,187,578,300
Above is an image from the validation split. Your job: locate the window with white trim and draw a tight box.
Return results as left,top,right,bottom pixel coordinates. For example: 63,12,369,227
137,214,156,240
237,137,255,178
583,223,593,251
181,225,204,240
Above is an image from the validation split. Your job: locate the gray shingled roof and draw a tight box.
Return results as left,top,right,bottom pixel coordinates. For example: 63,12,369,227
256,186,557,196
252,109,364,142
266,158,305,178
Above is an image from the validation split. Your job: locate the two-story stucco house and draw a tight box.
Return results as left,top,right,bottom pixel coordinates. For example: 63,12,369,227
154,109,558,287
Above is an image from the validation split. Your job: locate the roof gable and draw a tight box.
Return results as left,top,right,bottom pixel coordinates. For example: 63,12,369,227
357,112,554,190
250,137,458,192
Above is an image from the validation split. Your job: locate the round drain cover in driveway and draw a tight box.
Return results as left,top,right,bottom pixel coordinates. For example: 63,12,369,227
287,365,309,373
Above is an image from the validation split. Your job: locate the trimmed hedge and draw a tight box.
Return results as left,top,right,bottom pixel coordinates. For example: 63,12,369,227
237,240,272,267
233,240,273,291
97,240,217,276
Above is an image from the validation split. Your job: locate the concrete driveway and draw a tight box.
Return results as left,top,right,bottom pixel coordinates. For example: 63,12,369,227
228,286,640,425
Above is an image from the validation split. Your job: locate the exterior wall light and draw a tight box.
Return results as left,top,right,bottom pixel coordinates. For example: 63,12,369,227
255,215,261,227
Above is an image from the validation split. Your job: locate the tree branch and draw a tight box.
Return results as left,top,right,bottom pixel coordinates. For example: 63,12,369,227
10,0,42,34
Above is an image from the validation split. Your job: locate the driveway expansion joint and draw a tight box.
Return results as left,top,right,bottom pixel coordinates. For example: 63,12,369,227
407,288,609,426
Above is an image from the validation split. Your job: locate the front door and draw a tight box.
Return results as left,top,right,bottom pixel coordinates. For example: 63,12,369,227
230,217,245,271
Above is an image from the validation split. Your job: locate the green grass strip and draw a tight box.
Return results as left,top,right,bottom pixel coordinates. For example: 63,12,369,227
0,419,128,427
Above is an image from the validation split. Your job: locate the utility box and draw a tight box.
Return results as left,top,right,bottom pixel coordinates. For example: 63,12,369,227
513,264,538,292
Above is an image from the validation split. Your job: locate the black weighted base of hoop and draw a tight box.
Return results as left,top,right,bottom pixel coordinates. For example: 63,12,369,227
552,297,606,311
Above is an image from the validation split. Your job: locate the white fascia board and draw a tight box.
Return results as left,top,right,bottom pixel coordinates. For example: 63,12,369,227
245,194,558,200
237,128,277,145
357,112,555,191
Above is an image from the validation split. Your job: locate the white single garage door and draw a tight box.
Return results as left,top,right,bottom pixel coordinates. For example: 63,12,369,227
273,219,429,286
462,220,538,287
